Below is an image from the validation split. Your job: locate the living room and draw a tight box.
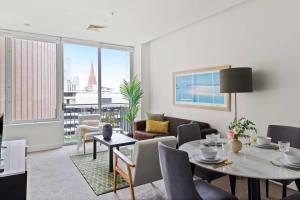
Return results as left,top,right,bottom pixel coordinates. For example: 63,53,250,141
1,0,300,200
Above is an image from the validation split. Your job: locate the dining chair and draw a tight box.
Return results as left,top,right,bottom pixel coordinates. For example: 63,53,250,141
0,114,3,137
158,142,237,200
113,136,177,200
177,123,236,195
265,125,300,198
283,192,300,200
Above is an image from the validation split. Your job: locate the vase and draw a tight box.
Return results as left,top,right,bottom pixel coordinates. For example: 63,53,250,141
229,138,242,153
102,124,112,140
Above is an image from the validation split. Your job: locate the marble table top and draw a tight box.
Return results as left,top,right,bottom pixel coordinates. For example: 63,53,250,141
179,140,300,180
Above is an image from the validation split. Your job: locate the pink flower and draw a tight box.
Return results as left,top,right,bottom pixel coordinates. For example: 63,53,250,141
227,130,236,138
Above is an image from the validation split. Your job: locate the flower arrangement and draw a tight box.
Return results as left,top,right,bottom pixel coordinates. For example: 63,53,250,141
227,117,257,139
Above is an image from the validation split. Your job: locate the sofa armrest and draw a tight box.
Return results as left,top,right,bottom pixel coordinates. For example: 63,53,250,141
134,120,146,131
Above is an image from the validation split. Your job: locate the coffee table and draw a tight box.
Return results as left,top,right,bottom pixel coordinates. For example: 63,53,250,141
93,134,137,172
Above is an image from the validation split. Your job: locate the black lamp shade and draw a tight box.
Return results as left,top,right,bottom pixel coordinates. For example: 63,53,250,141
220,67,253,93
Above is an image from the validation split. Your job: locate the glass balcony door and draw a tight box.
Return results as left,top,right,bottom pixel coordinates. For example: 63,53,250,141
63,43,99,143
63,43,132,144
100,48,131,134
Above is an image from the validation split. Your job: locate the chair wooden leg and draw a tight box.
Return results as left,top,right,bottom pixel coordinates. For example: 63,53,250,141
127,166,135,200
83,140,86,155
113,169,117,193
265,179,269,198
282,185,287,198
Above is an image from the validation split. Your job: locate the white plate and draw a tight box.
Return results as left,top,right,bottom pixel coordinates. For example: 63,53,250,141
277,157,300,169
286,159,300,167
255,144,276,149
195,156,225,164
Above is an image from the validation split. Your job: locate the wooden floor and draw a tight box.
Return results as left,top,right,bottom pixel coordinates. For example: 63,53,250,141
213,176,297,200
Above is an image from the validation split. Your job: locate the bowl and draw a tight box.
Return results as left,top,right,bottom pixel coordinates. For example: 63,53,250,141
284,151,300,165
200,147,218,160
256,136,272,145
206,134,220,143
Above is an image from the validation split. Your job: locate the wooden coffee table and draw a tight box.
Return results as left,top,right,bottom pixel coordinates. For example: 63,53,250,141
93,134,137,172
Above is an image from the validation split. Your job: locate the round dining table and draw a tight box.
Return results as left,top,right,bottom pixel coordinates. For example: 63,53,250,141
179,140,300,200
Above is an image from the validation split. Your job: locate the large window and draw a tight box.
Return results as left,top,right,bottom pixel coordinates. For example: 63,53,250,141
11,38,57,121
0,36,4,115
0,31,133,129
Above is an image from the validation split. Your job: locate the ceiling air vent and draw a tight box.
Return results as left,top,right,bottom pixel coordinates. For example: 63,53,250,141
87,24,108,32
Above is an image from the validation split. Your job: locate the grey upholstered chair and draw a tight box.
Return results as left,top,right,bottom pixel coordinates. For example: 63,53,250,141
113,136,177,200
284,192,300,200
158,143,237,200
265,125,300,198
0,114,3,137
177,123,236,195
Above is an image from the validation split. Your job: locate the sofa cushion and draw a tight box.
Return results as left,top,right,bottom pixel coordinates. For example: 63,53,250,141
146,120,169,134
134,130,166,140
146,112,165,121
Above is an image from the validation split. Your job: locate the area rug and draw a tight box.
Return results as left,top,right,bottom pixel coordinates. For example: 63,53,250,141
70,148,130,195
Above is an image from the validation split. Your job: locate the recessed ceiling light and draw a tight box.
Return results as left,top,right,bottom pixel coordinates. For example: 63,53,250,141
87,24,108,32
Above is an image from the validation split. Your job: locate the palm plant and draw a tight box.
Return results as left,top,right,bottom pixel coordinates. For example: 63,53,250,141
120,76,143,135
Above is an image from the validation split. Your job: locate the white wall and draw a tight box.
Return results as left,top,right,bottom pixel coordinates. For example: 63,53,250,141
144,0,300,136
3,121,64,152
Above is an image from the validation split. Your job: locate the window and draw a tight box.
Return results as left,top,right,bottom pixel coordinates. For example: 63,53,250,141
0,36,4,115
11,38,57,121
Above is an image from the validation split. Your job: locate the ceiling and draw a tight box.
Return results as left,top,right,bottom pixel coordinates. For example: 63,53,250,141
0,0,246,46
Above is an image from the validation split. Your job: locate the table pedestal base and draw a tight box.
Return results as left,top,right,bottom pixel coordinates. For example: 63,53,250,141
248,178,261,200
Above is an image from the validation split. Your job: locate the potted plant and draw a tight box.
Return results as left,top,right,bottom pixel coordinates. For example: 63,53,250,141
227,117,257,153
120,76,143,137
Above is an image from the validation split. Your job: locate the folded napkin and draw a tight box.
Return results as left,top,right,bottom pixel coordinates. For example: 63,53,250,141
212,160,233,169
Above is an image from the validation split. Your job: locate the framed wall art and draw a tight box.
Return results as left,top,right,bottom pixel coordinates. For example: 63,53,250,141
173,65,231,111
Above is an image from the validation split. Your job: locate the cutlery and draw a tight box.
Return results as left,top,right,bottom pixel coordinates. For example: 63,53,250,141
213,160,232,169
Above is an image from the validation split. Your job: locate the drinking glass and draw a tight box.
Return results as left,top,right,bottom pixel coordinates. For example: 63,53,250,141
278,141,290,153
221,143,230,159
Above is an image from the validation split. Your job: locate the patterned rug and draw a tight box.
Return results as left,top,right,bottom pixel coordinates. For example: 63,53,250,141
70,148,130,195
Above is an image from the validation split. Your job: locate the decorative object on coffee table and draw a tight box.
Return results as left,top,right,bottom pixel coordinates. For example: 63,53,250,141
227,117,257,153
173,65,231,111
102,124,112,140
120,76,143,137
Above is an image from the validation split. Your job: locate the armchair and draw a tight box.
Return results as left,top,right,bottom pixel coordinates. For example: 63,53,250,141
113,136,177,200
76,114,103,154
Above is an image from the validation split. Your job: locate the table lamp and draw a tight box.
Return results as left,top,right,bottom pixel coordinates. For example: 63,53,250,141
220,67,253,120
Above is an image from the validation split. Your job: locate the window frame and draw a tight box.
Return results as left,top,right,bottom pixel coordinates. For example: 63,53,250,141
0,29,134,125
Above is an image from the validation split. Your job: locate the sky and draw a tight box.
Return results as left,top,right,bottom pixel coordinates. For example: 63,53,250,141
64,44,130,92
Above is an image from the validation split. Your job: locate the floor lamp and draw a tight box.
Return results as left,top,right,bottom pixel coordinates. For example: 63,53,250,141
220,67,253,120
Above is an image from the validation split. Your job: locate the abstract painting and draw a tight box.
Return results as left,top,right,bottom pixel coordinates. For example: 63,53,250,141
173,65,231,111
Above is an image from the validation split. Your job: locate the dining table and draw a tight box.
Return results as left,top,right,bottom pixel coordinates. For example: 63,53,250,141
179,139,300,200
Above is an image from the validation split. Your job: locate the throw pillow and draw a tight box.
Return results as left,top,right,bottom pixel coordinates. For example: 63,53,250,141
146,112,165,121
146,120,169,134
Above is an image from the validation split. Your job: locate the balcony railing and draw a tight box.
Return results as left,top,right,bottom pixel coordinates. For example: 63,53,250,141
63,103,129,143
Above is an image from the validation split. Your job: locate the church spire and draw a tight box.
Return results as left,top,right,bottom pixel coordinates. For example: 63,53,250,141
87,62,97,90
